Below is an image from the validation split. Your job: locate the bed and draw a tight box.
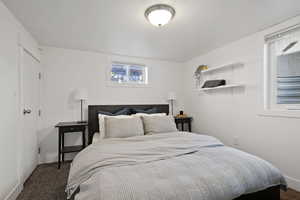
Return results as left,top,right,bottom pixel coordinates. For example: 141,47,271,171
67,104,286,200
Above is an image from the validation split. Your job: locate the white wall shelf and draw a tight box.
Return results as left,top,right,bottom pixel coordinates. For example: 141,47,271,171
201,62,244,74
198,84,244,91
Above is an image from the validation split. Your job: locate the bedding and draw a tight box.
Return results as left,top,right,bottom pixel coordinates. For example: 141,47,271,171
92,132,102,143
97,108,131,116
133,113,166,117
104,116,144,138
131,107,158,114
142,115,178,134
66,132,286,200
97,108,131,136
98,114,134,139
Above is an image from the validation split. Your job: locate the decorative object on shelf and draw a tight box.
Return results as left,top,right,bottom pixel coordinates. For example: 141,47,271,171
75,88,88,123
201,62,243,74
194,65,208,88
197,62,244,93
167,92,176,116
198,84,244,91
176,110,188,118
202,79,226,88
145,4,176,27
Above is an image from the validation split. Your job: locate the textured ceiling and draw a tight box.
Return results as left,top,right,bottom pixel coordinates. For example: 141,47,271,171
3,0,300,62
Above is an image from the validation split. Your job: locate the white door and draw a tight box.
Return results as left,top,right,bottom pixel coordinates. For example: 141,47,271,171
21,49,40,182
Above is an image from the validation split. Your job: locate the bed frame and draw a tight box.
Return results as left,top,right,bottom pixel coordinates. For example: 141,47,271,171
85,104,281,200
70,186,280,200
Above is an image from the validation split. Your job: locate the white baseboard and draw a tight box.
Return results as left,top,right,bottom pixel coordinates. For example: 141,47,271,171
39,152,57,164
285,175,300,192
4,183,23,200
39,152,75,164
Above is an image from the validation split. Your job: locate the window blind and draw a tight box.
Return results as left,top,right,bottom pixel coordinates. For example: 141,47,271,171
277,76,300,104
273,25,300,105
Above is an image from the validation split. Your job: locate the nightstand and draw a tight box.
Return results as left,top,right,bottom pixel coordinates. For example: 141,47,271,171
174,117,193,132
55,122,87,169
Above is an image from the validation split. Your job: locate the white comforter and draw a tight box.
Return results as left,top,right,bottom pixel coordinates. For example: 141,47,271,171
66,132,286,200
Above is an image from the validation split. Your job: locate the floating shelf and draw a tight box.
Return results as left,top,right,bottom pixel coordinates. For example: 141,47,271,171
201,62,244,74
198,84,244,91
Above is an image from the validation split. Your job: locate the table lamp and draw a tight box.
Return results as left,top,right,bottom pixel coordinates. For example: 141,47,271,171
75,88,88,123
168,92,176,116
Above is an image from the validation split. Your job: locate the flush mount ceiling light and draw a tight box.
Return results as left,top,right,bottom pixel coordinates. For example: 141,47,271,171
145,4,176,27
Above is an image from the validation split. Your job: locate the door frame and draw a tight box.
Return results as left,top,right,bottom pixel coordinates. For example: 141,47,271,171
18,45,41,184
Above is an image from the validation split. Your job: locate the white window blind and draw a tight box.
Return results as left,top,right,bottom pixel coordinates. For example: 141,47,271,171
266,24,300,106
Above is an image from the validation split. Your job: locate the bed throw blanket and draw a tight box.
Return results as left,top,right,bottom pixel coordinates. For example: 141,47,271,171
66,132,286,200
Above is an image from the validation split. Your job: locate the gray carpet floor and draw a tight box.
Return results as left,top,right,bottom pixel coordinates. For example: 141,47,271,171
17,162,70,200
17,162,300,200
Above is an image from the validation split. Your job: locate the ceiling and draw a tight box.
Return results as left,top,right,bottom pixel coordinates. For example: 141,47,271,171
3,0,300,62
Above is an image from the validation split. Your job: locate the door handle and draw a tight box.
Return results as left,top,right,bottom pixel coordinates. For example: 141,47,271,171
23,109,32,115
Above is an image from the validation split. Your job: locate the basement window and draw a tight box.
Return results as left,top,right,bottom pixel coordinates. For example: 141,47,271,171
263,24,300,116
109,62,148,86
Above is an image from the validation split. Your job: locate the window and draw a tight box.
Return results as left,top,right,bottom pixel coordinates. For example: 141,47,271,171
109,62,148,85
277,52,300,105
264,25,300,113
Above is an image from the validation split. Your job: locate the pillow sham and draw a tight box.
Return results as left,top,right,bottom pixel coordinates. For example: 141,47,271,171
134,113,166,117
98,114,130,139
104,116,144,138
142,115,177,135
92,132,104,144
97,108,131,139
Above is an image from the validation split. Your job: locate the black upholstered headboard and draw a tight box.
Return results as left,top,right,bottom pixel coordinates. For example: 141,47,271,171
88,104,169,144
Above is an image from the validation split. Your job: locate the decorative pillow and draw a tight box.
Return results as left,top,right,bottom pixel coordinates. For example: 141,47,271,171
98,114,106,138
104,116,144,138
92,132,104,144
134,113,166,117
97,108,131,139
98,114,130,139
142,115,177,135
131,107,158,114
98,108,131,116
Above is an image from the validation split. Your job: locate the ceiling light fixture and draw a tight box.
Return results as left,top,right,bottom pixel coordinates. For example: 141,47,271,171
145,4,176,27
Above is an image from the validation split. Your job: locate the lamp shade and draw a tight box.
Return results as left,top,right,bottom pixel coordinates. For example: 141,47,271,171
75,88,88,101
168,92,176,100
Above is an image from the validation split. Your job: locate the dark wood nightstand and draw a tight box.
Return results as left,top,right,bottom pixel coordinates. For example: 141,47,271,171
55,122,87,169
174,117,193,132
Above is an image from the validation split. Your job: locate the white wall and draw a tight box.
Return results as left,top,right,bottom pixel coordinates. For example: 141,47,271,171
0,1,40,200
39,46,184,163
3,0,299,196
183,16,300,191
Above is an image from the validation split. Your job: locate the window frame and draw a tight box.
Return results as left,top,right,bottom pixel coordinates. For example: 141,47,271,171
107,61,149,87
261,24,300,118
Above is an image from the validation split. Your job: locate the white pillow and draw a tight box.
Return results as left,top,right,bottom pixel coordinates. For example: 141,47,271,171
92,132,104,144
104,116,144,138
98,114,131,139
98,114,105,138
133,113,167,117
142,115,178,135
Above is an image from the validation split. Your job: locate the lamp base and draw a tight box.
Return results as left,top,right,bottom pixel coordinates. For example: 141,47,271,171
77,120,87,124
